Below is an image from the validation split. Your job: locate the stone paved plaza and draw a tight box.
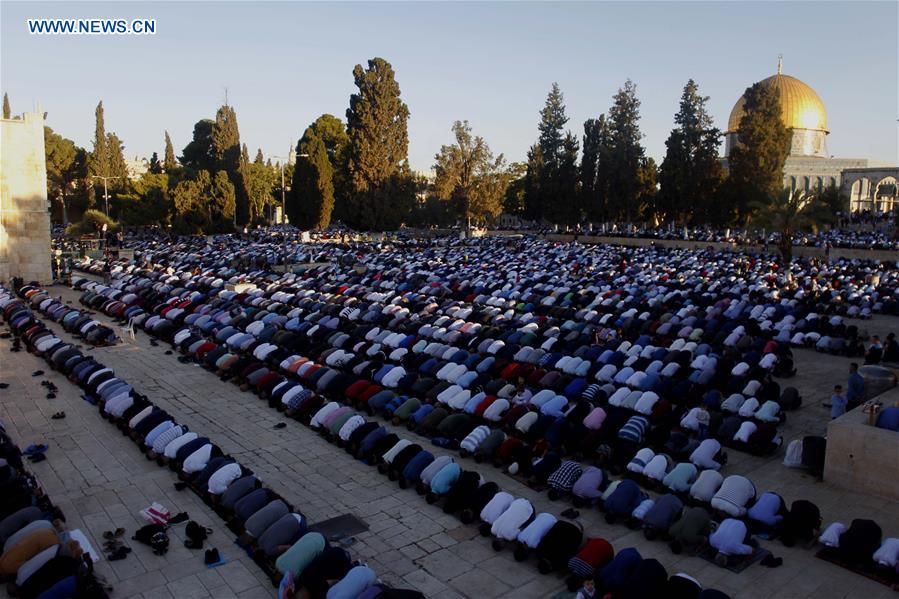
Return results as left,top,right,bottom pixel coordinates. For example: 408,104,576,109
1,281,897,599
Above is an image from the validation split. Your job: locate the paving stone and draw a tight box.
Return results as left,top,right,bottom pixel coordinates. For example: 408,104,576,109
449,569,511,598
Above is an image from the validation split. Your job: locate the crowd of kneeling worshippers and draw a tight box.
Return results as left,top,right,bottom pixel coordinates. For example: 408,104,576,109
2,288,431,599
0,416,110,597
3,284,784,599
16,234,899,593
60,238,899,576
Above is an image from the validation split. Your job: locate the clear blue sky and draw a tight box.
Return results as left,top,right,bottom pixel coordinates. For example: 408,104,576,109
2,1,896,171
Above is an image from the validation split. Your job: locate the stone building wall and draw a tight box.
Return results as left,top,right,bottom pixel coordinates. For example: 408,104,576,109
0,112,52,284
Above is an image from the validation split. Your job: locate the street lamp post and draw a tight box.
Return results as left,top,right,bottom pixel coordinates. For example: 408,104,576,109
91,175,120,217
269,151,310,268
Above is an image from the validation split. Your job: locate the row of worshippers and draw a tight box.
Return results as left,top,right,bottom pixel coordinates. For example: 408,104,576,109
18,287,116,346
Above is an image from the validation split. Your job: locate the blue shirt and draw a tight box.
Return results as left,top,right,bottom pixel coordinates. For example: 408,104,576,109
875,407,899,431
847,373,865,402
830,393,847,419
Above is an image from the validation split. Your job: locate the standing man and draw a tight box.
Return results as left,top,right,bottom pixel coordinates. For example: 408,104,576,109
846,363,866,411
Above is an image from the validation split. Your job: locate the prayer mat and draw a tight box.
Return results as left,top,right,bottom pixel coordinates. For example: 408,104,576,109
697,545,771,573
309,513,369,541
816,548,899,590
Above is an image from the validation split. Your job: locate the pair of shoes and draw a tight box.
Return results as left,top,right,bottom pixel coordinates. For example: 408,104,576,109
106,545,132,561
32,370,45,377
560,508,580,519
273,422,287,429
51,412,66,420
46,393,56,399
760,554,783,568
0,383,9,389
204,548,222,565
28,452,47,463
174,481,189,491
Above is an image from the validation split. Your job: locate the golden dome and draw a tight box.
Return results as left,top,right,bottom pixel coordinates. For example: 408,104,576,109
727,73,828,134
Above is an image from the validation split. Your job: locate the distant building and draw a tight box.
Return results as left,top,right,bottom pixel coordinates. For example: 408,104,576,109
723,59,896,212
125,155,148,180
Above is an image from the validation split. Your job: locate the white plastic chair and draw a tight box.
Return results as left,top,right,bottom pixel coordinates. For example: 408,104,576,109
120,318,136,341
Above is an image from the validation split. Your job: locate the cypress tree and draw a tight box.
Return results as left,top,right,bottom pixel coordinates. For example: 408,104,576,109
89,101,109,182
607,80,646,221
210,170,236,230
254,148,265,165
106,133,128,186
163,131,177,171
148,152,162,174
212,104,250,224
345,57,414,231
288,131,334,230
2,93,10,119
727,82,791,223
658,80,724,225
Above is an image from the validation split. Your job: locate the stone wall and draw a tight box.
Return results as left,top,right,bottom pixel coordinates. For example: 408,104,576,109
0,112,52,284
824,386,899,501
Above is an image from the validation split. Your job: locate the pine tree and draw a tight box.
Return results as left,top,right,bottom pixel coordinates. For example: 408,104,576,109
149,152,162,174
636,157,659,220
2,93,10,119
432,120,507,226
580,118,600,213
44,126,82,225
163,131,177,171
523,144,544,222
531,83,571,222
538,83,569,170
254,148,265,165
658,80,724,225
607,80,646,221
288,131,334,230
552,132,581,226
180,120,215,171
727,82,791,223
595,116,614,221
345,57,414,231
580,116,615,220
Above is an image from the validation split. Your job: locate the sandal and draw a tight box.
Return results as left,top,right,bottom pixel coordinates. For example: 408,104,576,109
51,412,66,420
28,453,47,463
103,528,126,539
